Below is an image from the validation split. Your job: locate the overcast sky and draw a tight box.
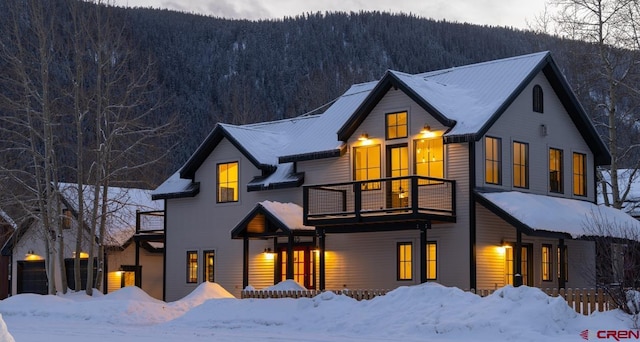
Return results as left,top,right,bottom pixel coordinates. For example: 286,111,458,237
117,0,548,30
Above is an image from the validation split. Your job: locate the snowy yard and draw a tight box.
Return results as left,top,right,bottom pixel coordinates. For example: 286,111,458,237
0,282,635,342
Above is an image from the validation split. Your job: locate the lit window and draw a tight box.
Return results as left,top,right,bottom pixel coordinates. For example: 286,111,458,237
386,111,408,139
203,250,215,282
542,244,552,281
217,162,238,202
573,153,587,196
426,242,437,280
354,145,381,190
485,137,501,185
187,251,198,283
505,245,530,285
504,245,514,285
513,141,528,188
549,148,563,193
415,138,444,179
533,85,543,113
397,242,413,281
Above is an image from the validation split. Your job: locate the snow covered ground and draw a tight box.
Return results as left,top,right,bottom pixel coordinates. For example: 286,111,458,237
0,281,635,342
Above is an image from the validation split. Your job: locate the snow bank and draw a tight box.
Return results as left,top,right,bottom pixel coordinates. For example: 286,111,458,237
169,282,235,311
0,314,15,342
261,279,307,291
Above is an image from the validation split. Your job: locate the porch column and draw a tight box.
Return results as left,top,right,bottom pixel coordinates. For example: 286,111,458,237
558,238,566,289
420,222,429,283
242,236,249,289
286,233,294,280
318,228,326,291
514,230,522,287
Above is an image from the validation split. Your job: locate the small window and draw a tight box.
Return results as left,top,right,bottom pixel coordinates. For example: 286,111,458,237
426,242,437,280
203,250,215,282
354,145,381,190
397,242,413,281
549,148,563,193
573,153,587,196
62,209,72,229
542,244,552,281
533,85,544,113
513,141,529,188
186,251,198,283
485,137,502,185
386,111,408,139
217,162,238,203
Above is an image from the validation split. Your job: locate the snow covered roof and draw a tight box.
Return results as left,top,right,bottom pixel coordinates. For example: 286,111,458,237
155,51,609,198
0,210,17,230
59,183,164,247
598,169,640,218
231,200,314,239
476,190,640,239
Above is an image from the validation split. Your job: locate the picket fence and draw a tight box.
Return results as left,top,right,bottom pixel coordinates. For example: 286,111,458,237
241,287,614,316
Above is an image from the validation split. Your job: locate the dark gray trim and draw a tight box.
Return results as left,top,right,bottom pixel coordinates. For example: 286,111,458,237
151,182,200,200
469,140,477,291
278,148,344,163
230,203,315,239
247,173,305,192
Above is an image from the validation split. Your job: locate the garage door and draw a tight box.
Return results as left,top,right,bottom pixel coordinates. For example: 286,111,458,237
17,260,47,294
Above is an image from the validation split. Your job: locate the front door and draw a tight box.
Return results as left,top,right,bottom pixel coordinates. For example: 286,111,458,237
387,144,409,208
505,244,533,286
280,246,315,289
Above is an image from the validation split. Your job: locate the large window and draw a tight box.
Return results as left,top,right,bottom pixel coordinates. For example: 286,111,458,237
62,209,72,229
415,138,444,179
426,242,437,280
485,137,502,185
354,145,381,190
397,242,413,281
203,250,215,282
217,161,238,203
533,85,544,113
186,251,198,283
549,148,563,193
513,141,529,188
505,245,531,286
573,152,587,196
386,111,408,139
542,244,552,282
280,247,315,289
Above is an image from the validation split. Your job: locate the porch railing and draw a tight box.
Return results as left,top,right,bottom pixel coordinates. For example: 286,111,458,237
303,175,455,225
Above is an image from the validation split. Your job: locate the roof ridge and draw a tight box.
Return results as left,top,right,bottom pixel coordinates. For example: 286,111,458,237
418,51,549,78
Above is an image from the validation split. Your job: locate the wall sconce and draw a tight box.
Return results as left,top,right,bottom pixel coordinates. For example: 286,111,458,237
540,124,548,136
26,249,34,255
264,247,275,260
420,124,431,134
358,133,369,141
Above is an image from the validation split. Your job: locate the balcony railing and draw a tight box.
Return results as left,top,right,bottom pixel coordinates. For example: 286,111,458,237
303,175,455,226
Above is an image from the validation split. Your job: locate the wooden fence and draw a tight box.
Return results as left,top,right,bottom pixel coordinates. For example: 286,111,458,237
241,287,615,316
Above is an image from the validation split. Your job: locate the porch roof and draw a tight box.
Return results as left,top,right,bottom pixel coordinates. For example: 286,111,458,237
475,190,640,239
231,201,315,239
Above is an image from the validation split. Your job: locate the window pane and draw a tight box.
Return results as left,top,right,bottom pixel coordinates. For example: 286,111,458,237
542,245,551,281
485,137,501,184
386,112,408,139
203,250,215,283
573,153,586,196
187,251,198,283
218,162,239,202
398,243,412,280
513,142,528,188
415,138,444,178
427,242,437,280
549,149,563,193
354,145,381,190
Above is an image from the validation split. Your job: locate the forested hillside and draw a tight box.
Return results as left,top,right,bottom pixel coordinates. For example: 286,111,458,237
1,2,637,185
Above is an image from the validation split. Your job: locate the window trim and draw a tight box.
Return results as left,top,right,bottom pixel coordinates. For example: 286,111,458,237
549,148,564,193
485,136,502,185
217,161,239,203
533,84,544,113
512,141,529,189
397,242,413,281
186,250,198,284
385,111,408,140
572,152,587,197
203,250,215,283
414,138,444,178
542,244,552,282
557,245,568,282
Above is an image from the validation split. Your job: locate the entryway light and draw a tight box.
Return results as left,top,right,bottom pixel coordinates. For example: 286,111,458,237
358,133,369,141
420,124,431,134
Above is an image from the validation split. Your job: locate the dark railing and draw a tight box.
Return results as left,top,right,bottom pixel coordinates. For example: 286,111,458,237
303,176,455,225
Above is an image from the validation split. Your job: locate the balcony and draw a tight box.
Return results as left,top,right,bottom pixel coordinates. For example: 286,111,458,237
303,175,455,227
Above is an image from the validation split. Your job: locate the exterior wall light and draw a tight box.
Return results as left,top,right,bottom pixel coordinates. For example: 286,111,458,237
358,133,369,141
